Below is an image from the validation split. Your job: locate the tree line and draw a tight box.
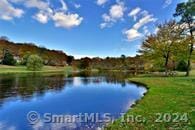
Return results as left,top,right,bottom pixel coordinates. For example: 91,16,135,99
0,38,75,66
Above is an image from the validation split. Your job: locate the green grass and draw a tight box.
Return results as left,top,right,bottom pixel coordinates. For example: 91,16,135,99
0,65,73,74
106,70,195,129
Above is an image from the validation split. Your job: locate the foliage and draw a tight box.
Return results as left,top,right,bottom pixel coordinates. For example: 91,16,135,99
0,39,69,66
21,52,31,65
139,21,187,75
174,0,195,76
67,56,74,65
176,60,188,72
27,55,43,71
2,50,16,65
78,57,91,70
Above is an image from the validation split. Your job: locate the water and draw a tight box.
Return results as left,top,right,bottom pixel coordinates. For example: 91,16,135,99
0,72,147,130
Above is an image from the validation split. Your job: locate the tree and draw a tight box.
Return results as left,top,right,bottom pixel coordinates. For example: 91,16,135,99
67,56,74,65
139,21,184,75
27,55,43,71
79,57,91,70
174,0,195,76
21,52,31,65
2,50,16,65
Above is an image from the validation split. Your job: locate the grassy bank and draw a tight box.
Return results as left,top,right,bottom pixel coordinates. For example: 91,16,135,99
0,65,73,74
106,70,195,129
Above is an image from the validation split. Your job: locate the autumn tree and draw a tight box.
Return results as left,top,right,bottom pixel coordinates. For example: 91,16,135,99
174,0,195,76
79,57,91,70
139,21,184,75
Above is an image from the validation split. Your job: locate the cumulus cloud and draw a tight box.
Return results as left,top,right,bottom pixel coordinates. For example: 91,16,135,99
163,0,172,8
33,11,49,24
52,12,83,29
128,7,141,21
110,2,125,19
123,28,142,41
10,0,50,10
0,0,24,20
9,0,83,29
97,0,108,6
100,1,125,28
124,9,157,41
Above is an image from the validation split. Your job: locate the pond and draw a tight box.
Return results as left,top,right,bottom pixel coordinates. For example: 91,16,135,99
0,72,147,130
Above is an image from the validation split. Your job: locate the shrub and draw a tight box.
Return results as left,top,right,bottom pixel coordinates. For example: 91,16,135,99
21,52,31,65
27,55,43,71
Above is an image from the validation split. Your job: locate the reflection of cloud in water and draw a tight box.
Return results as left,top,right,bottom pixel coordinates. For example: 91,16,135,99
124,86,147,111
32,121,43,130
73,77,82,86
32,119,78,130
0,121,16,130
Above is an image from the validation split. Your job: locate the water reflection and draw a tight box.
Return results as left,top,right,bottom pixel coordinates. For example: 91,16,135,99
0,72,146,130
0,71,134,102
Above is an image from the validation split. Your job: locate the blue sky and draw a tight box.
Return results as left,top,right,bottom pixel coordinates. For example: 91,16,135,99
0,0,186,58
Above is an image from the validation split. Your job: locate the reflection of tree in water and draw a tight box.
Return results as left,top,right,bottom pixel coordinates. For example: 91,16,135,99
0,71,134,106
0,74,68,104
69,71,132,86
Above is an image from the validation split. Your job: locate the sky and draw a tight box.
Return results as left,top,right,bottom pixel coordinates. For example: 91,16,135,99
0,0,187,59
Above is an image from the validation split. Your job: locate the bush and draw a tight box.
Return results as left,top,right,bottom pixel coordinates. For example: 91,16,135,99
21,52,31,65
27,55,43,71
2,50,16,65
176,60,188,72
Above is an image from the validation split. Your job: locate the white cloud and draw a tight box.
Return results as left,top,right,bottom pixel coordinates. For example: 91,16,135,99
109,2,125,19
128,7,141,21
25,0,49,10
60,0,68,12
123,28,142,41
97,0,108,6
163,0,172,8
133,14,157,30
9,0,83,29
33,11,49,24
0,0,24,20
102,13,112,22
124,10,157,41
10,0,52,13
143,26,150,35
100,22,113,29
31,0,83,29
74,3,81,9
100,1,125,28
52,12,83,29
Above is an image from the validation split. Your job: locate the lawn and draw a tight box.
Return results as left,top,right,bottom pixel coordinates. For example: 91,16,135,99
0,65,73,74
106,70,195,129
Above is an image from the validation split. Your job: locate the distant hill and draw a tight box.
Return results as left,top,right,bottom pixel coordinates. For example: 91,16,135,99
0,39,68,66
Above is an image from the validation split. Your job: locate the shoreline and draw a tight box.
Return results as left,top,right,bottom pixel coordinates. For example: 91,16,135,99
0,65,74,74
106,74,195,129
